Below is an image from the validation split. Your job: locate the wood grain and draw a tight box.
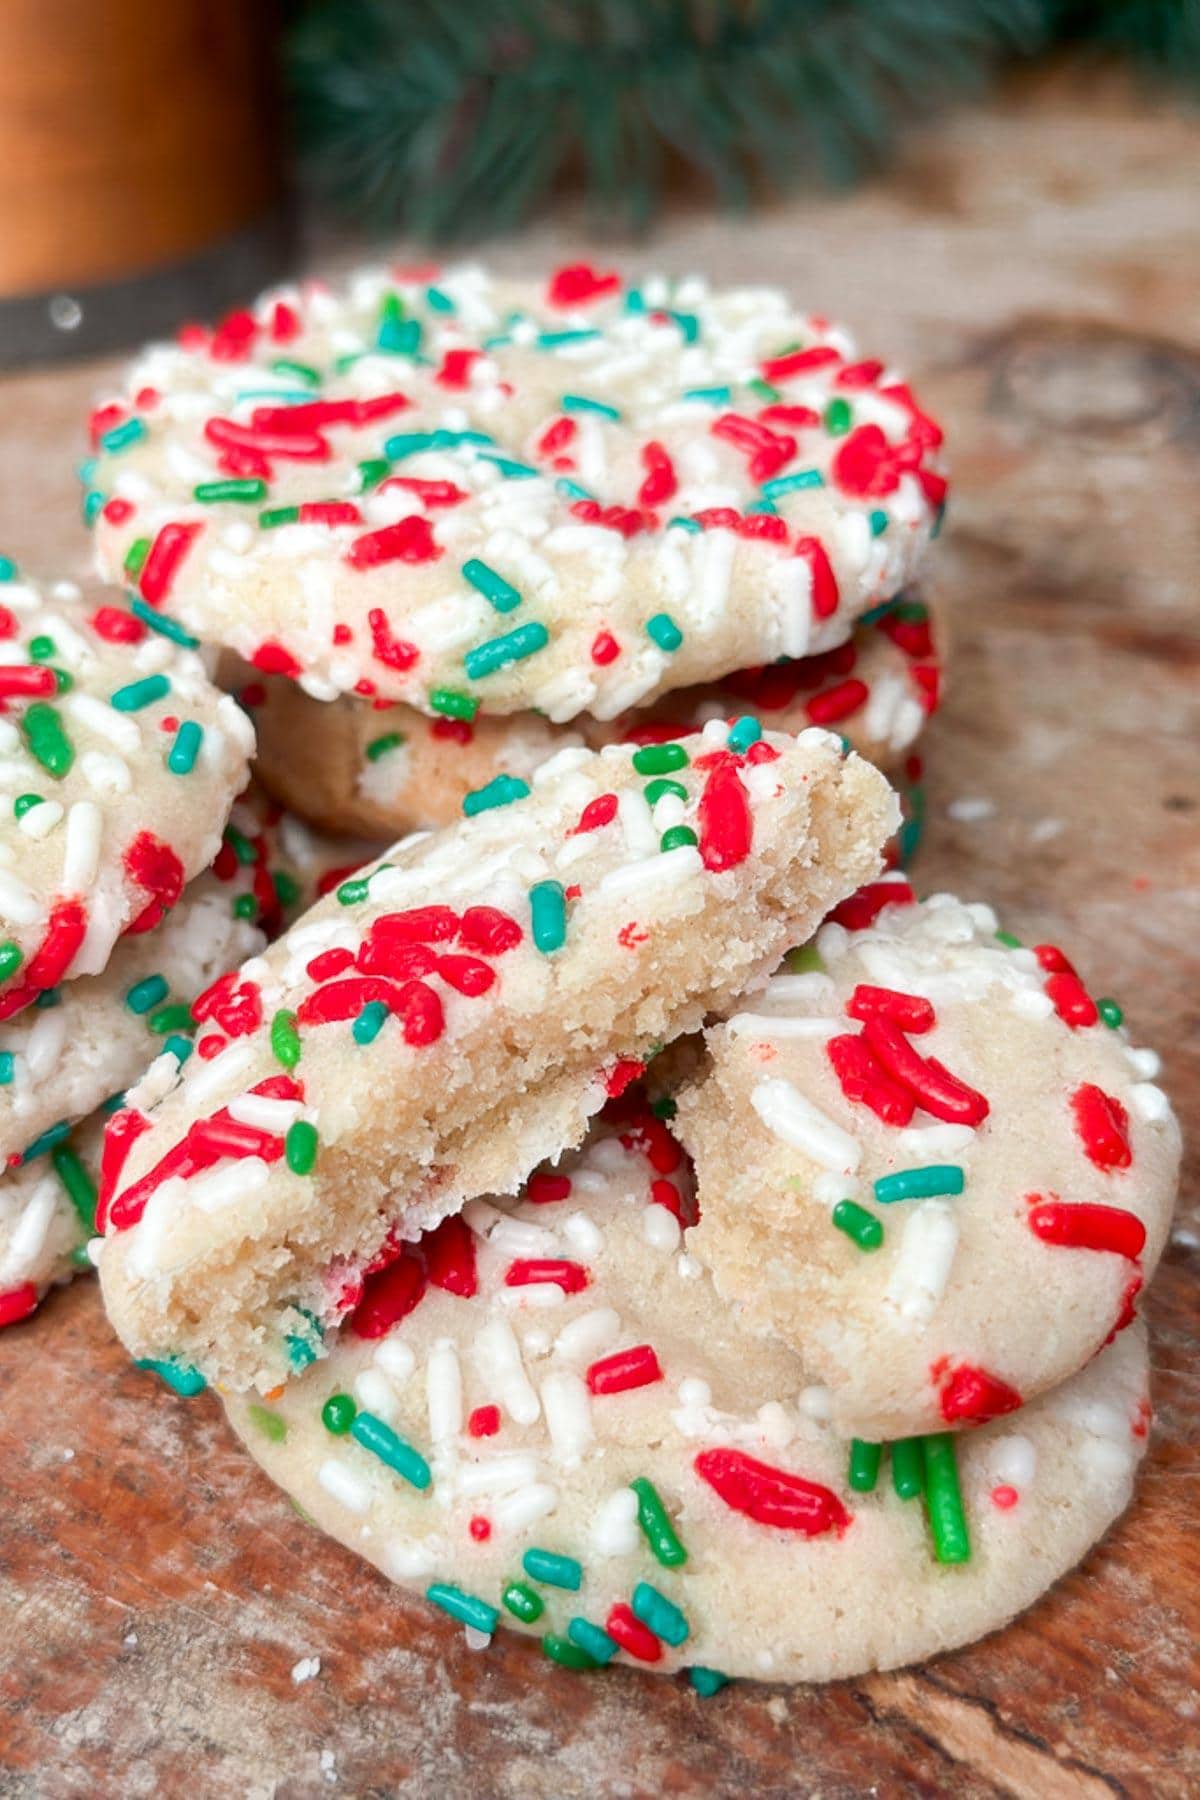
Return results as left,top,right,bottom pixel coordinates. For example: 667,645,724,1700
0,69,1197,1800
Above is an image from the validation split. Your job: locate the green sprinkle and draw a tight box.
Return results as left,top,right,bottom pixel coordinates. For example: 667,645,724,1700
646,612,683,653
869,509,889,537
321,1393,357,1435
522,1546,581,1590
632,742,688,776
464,622,549,682
247,1403,288,1442
50,668,73,695
726,714,762,753
660,826,698,853
194,477,266,504
567,1618,618,1664
125,974,168,1015
848,1439,882,1492
286,1119,318,1176
631,1476,688,1569
69,1244,92,1269
832,1199,884,1250
232,893,258,922
682,385,731,405
101,1091,126,1114
761,468,824,499
1098,997,1124,1029
541,1633,598,1670
101,417,146,454
20,1120,71,1163
271,1008,301,1068
123,537,150,578
130,601,199,647
631,1581,688,1647
51,1145,97,1232
353,1001,389,1046
824,397,853,435
873,1165,965,1205
13,794,42,820
429,687,479,722
427,1585,499,1635
351,1412,431,1489
34,988,61,1011
922,1433,971,1564
561,394,620,420
994,929,1023,948
163,1034,194,1065
148,1005,192,1038
270,357,321,385
501,1580,544,1623
892,1437,926,1500
223,824,257,866
28,635,56,662
22,703,73,777
135,1356,207,1397
643,777,688,805
111,674,170,713
462,557,521,614
747,377,780,404
857,598,898,627
357,459,391,492
462,773,531,817
651,1095,677,1120
529,881,567,955
273,870,300,909
687,1667,730,1697
336,876,370,906
259,504,301,529
0,1051,13,1084
365,731,404,762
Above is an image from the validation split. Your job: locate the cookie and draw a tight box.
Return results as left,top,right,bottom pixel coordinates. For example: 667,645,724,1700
86,263,945,722
97,724,898,1393
0,567,254,1017
239,595,940,840
675,887,1180,1441
222,1125,1151,1686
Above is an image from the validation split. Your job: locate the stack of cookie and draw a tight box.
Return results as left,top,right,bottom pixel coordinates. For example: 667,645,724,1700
81,261,944,854
1,259,1173,1690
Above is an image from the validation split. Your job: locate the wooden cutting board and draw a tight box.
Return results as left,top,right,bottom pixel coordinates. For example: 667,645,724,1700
0,70,1197,1800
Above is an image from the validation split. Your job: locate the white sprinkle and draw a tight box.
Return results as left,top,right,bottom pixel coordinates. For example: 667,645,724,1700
463,1625,492,1652
0,869,40,926
318,1460,371,1514
226,1093,303,1133
1125,1046,1162,1080
61,801,102,892
797,1385,833,1422
597,844,703,900
291,1656,321,1685
18,799,63,841
884,1200,960,1323
1130,1083,1172,1124
553,1306,621,1363
894,1122,976,1159
472,1318,539,1425
499,1282,566,1311
726,1012,840,1040
540,1371,594,1463
750,1078,861,1171
65,692,141,753
946,796,995,823
642,1205,681,1252
190,1155,271,1214
486,1215,559,1257
0,1176,58,1281
79,749,132,798
984,1433,1037,1492
491,1482,559,1532
455,1454,540,1497
385,1538,437,1579
426,1338,462,1444
591,1487,640,1557
373,1337,415,1385
353,1367,399,1422
1011,988,1055,1021
184,1042,257,1107
561,1210,603,1257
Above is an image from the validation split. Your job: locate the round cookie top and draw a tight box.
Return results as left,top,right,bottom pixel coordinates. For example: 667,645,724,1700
86,263,946,722
0,569,254,1016
96,723,897,1394
676,886,1179,1441
222,1127,1150,1687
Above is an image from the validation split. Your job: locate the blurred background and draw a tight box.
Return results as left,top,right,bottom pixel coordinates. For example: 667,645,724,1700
0,0,1196,364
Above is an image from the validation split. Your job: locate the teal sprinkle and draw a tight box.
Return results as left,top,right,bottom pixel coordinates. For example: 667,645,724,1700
874,1165,966,1205
726,715,762,753
463,773,531,817
131,601,200,648
669,311,700,343
33,988,61,1010
83,491,104,526
745,497,778,515
384,427,494,461
462,558,521,613
135,1356,207,1397
0,1051,12,1084
561,394,621,420
666,516,703,534
682,385,731,404
101,1091,126,1114
646,613,683,653
537,328,601,348
529,881,567,955
567,1619,618,1665
624,289,645,312
555,477,593,502
687,1667,730,1697
168,720,203,775
353,1000,389,1046
426,1585,499,1635
463,621,549,681
424,285,455,313
285,1310,324,1372
351,1412,432,1489
377,317,422,356
631,1581,689,1647
475,451,538,480
100,417,146,454
761,468,824,499
869,509,889,537
20,1120,71,1163
125,974,168,1015
858,597,899,627
163,1033,194,1065
0,555,15,581
111,674,170,712
522,1546,582,1590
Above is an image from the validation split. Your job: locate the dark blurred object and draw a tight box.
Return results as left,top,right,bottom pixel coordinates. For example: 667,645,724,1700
287,0,1199,241
0,0,290,366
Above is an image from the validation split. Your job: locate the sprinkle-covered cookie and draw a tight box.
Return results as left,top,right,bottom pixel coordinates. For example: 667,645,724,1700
675,889,1180,1440
240,593,941,840
0,568,254,1016
87,264,945,722
97,724,897,1393
222,1126,1150,1686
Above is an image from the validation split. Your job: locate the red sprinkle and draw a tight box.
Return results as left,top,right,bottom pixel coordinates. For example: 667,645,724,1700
586,1344,663,1396
546,263,621,308
347,516,442,572
0,1283,39,1329
572,793,619,835
694,1448,851,1536
604,1058,646,1099
349,1253,427,1338
862,1016,990,1127
306,947,355,984
761,345,841,382
831,424,904,499
805,678,868,726
1027,1198,1145,1260
793,536,839,620
637,441,677,508
991,1485,1019,1511
1071,1084,1132,1171
938,1364,1023,1426
504,1259,589,1294
423,1214,478,1298
24,900,87,992
95,1107,151,1232
697,759,753,872
526,1172,572,1205
374,906,459,944
468,1515,492,1542
123,832,185,931
366,607,421,672
846,984,935,1033
436,347,482,389
139,522,201,607
0,665,56,699
605,1603,663,1663
468,1405,501,1438
828,879,915,931
1045,972,1099,1030
458,906,522,956
436,953,496,997
826,1033,915,1128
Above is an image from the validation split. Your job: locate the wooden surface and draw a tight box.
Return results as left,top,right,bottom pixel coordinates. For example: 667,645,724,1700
1,71,1198,1800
